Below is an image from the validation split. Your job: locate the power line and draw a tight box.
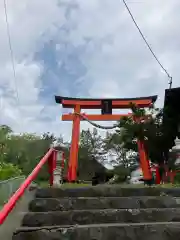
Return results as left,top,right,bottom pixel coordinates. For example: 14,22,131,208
3,0,21,104
3,0,25,129
122,0,172,89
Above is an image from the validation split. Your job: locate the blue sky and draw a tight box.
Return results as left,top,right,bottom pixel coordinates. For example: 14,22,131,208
0,0,180,141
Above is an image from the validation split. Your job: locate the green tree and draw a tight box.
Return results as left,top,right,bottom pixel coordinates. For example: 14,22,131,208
103,103,167,174
113,165,130,182
79,128,106,163
78,128,106,180
0,123,113,182
2,130,58,181
115,104,164,164
0,125,13,163
0,162,22,180
104,130,138,168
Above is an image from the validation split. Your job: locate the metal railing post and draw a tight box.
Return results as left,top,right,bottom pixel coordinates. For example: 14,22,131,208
48,149,55,187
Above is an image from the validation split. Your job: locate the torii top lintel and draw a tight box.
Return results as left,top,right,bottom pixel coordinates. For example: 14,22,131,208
55,95,157,109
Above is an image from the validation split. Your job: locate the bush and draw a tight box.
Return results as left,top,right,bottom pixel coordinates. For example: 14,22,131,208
105,169,114,181
174,172,180,184
0,162,22,180
113,165,130,183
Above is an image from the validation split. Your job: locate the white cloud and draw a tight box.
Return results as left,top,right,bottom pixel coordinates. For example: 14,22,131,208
0,0,180,142
64,0,180,108
0,0,66,133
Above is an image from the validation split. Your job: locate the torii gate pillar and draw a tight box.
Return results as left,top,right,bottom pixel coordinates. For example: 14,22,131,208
68,104,81,181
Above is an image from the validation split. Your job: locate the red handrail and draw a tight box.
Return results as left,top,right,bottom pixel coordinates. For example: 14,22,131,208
0,148,57,225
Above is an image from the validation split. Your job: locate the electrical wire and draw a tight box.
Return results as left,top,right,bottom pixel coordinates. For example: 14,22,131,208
122,0,172,88
3,0,25,129
3,0,21,106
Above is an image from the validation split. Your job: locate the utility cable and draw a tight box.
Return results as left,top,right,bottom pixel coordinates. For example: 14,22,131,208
3,0,21,107
122,0,172,88
3,0,24,128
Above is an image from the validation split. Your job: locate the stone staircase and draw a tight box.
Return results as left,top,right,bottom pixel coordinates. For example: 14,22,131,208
12,185,180,239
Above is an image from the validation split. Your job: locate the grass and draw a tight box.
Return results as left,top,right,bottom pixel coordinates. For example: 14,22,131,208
61,183,90,188
36,180,180,189
117,183,180,188
36,181,90,188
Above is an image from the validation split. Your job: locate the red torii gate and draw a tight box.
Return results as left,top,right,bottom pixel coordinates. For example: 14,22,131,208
55,95,157,182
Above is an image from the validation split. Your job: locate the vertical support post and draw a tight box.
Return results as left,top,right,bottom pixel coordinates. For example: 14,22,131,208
137,140,152,180
134,115,152,181
53,151,63,186
48,149,56,187
169,170,175,184
61,152,65,172
68,105,81,182
155,165,161,184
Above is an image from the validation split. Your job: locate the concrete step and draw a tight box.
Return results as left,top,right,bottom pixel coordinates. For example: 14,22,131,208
12,222,180,240
22,208,180,227
35,186,180,198
29,196,180,212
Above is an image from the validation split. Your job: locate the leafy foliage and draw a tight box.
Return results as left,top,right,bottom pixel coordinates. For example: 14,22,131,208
102,103,172,179
0,126,60,181
0,125,107,182
0,103,169,183
113,165,130,183
104,130,138,167
114,104,165,164
78,128,106,180
0,162,22,180
174,172,180,184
